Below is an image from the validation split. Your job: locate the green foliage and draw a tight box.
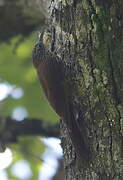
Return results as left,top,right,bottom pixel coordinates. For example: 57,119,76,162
0,34,59,122
8,136,45,180
0,33,59,179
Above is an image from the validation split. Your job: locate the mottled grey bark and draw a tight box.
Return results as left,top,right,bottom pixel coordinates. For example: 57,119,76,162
46,0,123,179
1,0,123,179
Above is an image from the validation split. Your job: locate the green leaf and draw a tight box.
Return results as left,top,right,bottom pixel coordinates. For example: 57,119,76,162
0,34,59,122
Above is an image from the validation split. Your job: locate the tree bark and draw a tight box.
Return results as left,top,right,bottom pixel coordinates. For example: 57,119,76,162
46,0,123,179
1,0,123,179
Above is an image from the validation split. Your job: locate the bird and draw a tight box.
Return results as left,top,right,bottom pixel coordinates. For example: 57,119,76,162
32,32,90,161
33,41,67,120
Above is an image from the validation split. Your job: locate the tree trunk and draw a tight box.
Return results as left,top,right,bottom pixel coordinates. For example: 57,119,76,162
1,0,123,178
47,0,123,179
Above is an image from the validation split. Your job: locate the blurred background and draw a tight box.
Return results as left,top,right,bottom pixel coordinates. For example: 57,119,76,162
0,0,64,179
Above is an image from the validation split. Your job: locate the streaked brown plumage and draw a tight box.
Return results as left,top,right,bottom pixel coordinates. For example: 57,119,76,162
33,40,90,161
33,42,67,120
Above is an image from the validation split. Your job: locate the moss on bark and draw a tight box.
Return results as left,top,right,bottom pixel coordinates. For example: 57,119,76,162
45,0,123,179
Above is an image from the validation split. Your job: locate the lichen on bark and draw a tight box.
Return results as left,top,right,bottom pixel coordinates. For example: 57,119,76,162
46,0,123,179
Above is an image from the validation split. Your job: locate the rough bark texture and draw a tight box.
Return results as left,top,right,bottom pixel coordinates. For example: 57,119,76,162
1,0,123,179
46,0,123,179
